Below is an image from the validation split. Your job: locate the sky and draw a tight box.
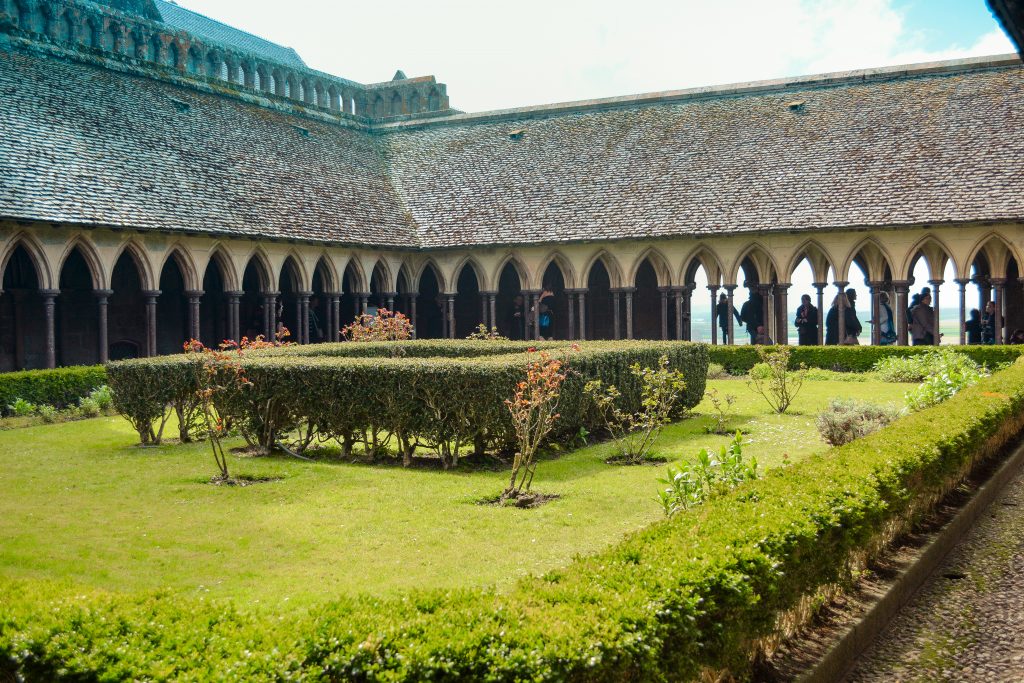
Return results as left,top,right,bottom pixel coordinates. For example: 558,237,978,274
171,0,1013,341
173,0,1013,113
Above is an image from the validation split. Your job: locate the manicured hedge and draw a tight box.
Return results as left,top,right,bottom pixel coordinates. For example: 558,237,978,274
708,344,1024,373
4,359,1024,680
0,365,107,414
106,340,709,453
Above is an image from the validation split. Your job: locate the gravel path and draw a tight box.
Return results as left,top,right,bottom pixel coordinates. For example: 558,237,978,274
844,465,1024,683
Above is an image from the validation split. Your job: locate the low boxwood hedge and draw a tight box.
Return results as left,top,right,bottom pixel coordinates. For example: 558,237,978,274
4,358,1024,680
106,340,709,452
0,365,107,414
708,344,1024,374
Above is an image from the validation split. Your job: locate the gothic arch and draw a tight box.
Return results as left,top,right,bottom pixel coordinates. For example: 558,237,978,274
279,251,310,292
901,235,957,281
0,232,52,290
158,244,200,291
491,253,530,291
108,240,154,290
680,244,725,285
240,248,273,291
628,247,673,287
312,254,339,292
965,232,1021,279
451,255,486,292
730,241,780,286
56,236,104,290
204,245,239,291
785,238,839,284
369,258,395,293
413,258,446,293
536,250,577,289
840,237,895,284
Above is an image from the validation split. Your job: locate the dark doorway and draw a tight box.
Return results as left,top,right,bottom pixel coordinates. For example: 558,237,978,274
587,260,615,340
58,248,99,366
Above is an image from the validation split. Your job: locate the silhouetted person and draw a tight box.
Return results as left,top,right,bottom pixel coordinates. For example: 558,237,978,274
794,294,818,345
982,301,997,344
877,292,896,345
715,293,741,344
738,290,763,344
509,294,526,340
825,293,860,345
965,308,982,345
910,292,935,345
844,287,863,343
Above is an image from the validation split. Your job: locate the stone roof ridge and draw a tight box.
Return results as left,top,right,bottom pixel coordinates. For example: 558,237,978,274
378,53,1023,132
152,0,306,68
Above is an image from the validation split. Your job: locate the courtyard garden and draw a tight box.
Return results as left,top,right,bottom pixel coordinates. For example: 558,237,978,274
2,338,1024,680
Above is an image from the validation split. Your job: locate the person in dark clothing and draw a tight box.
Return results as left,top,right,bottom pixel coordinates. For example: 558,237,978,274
738,291,763,344
844,287,863,343
965,308,982,345
825,293,861,345
536,289,555,340
981,301,997,344
877,292,896,345
509,294,526,340
308,295,324,343
794,294,819,345
907,293,921,322
715,293,740,344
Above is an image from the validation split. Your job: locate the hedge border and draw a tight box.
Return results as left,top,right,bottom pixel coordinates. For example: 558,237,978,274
4,356,1024,680
0,365,107,415
708,344,1024,374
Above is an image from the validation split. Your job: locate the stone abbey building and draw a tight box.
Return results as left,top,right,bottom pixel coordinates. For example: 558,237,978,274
1,0,1023,370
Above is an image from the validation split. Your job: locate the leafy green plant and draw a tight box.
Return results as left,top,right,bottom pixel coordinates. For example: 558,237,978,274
37,404,59,423
88,385,114,412
706,362,728,379
466,324,508,341
905,359,988,412
658,432,758,516
78,396,101,418
704,387,737,435
585,355,686,464
747,345,806,414
874,349,984,383
815,398,901,446
7,398,36,417
0,365,107,415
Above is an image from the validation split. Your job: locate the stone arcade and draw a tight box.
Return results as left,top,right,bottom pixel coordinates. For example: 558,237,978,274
1,0,1023,370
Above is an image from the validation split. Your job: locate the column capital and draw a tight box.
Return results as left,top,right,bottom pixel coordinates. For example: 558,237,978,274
563,288,587,294
225,290,244,298
723,284,738,292
185,289,204,298
521,288,542,295
262,290,280,298
39,288,60,298
866,280,887,288
812,281,828,291
832,280,850,289
990,277,1008,286
706,284,721,292
927,279,944,287
953,278,972,287
609,287,636,294
774,282,792,291
93,288,114,298
142,289,162,299
381,291,399,298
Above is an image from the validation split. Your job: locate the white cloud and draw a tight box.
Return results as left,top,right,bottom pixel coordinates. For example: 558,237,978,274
179,0,1015,112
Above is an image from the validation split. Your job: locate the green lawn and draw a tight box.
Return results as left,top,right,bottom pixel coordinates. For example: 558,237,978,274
0,378,908,608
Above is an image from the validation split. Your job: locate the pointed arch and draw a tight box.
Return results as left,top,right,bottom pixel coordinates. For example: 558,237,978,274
900,234,957,281
628,247,673,287
340,257,367,294
580,249,623,289
536,250,577,290
396,261,415,294
204,244,239,291
680,244,725,285
158,243,200,291
491,252,529,291
451,255,486,292
278,251,310,292
369,258,395,293
965,231,1021,279
312,254,339,293
413,258,447,294
240,248,273,292
0,231,52,290
730,241,780,286
108,240,154,290
785,238,839,284
57,235,104,290
840,236,895,284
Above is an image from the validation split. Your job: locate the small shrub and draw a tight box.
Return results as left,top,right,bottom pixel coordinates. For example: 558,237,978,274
38,404,59,423
873,349,983,383
78,397,101,418
466,324,508,341
585,355,686,464
342,308,413,342
706,362,728,379
7,398,36,417
905,360,988,412
747,346,806,414
815,398,901,446
88,385,114,412
503,349,569,502
704,387,737,435
658,432,758,516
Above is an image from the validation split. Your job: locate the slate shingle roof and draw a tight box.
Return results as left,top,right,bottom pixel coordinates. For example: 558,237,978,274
153,0,306,68
1,43,1022,251
0,47,416,247
384,61,1024,248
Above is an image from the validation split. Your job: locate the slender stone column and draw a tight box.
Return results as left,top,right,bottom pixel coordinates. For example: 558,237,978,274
297,291,312,344
576,290,586,341
992,278,1006,344
757,284,771,342
708,285,720,345
892,281,910,346
658,287,670,340
954,279,969,345
185,290,203,342
41,289,58,368
527,290,541,341
330,294,341,341
565,290,577,340
610,288,622,340
143,289,161,356
866,282,881,345
774,283,790,344
929,279,943,345
672,287,683,340
724,285,737,345
385,292,396,312
263,291,278,341
226,291,242,344
409,296,418,340
813,282,827,345
623,287,635,340
94,289,113,363
833,280,849,344
359,293,370,315
447,295,456,339
489,293,497,333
